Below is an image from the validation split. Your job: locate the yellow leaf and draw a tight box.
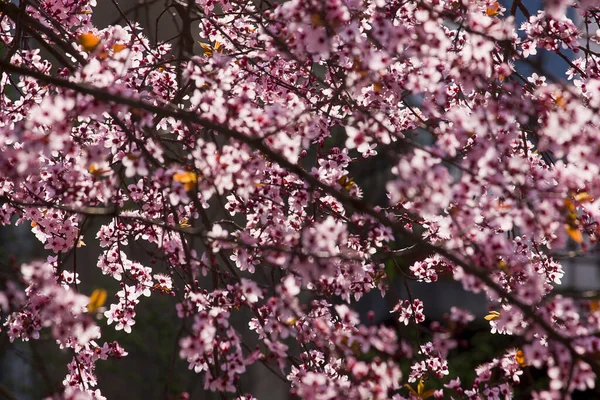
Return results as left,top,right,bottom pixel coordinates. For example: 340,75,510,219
88,289,107,312
497,259,508,271
574,192,594,203
88,163,112,177
486,1,499,16
565,224,583,243
152,283,173,295
78,32,101,52
484,311,501,321
563,198,576,212
173,171,197,191
553,91,567,109
311,13,325,27
417,379,425,395
405,384,418,397
199,42,213,56
405,379,434,399
112,43,127,53
130,108,144,121
199,41,224,57
337,175,356,191
515,349,528,367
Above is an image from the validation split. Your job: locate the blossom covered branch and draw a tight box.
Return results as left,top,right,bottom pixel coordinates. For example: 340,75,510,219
1,0,600,399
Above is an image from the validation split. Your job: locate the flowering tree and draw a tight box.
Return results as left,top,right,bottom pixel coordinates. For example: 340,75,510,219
1,0,600,398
